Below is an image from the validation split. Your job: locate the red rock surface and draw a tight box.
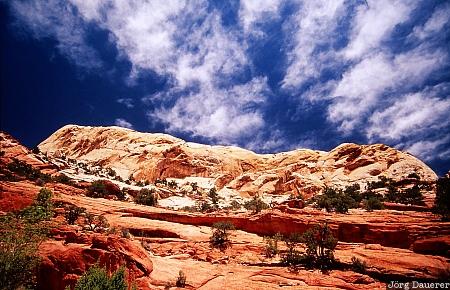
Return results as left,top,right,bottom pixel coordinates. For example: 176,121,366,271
39,228,153,290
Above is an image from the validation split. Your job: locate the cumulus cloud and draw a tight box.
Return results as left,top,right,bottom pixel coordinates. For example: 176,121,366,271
114,118,133,129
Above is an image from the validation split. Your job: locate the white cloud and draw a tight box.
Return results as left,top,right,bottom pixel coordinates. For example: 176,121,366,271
410,3,450,40
239,0,282,34
114,118,134,129
150,77,269,143
281,0,345,89
328,46,447,132
343,0,414,60
367,89,450,141
403,137,450,162
116,98,134,108
10,0,101,70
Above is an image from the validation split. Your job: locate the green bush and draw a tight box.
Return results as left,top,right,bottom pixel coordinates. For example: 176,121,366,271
87,180,125,200
0,214,48,290
385,185,424,205
20,188,54,222
263,233,282,258
314,187,359,213
434,176,450,220
73,265,129,290
208,188,219,206
64,205,86,225
53,174,74,185
6,158,51,182
281,233,304,268
209,221,235,251
244,195,269,214
85,213,109,232
175,270,186,288
364,196,384,211
134,188,158,206
301,223,337,270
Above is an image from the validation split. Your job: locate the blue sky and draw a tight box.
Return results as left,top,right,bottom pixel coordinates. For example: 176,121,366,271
1,0,449,175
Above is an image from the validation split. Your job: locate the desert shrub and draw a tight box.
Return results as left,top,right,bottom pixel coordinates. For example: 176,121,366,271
134,188,157,206
386,185,424,205
64,205,86,225
168,180,177,188
87,180,124,200
314,187,358,213
364,196,384,211
73,265,129,290
0,214,48,290
190,182,198,192
85,213,109,232
351,256,367,274
135,180,144,187
121,228,131,239
106,167,116,177
155,178,167,186
53,173,74,185
281,233,304,268
20,188,54,222
367,176,392,190
175,270,186,288
244,195,269,214
344,184,362,203
434,176,450,220
301,223,337,270
264,233,282,258
208,187,219,206
229,200,242,210
199,201,213,212
6,158,51,182
209,221,235,251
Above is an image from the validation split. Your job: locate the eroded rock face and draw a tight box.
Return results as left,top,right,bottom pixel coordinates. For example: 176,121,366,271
39,228,154,290
38,125,437,198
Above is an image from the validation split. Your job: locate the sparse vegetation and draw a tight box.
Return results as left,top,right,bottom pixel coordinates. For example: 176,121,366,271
208,187,219,207
6,158,52,183
0,214,47,290
168,180,178,188
64,205,86,225
73,265,129,290
244,195,269,214
20,188,54,222
85,213,110,232
53,173,75,185
86,180,125,200
0,189,54,290
281,223,337,270
434,175,450,220
134,188,158,206
175,270,186,288
313,186,358,213
264,233,282,258
209,221,235,251
351,256,367,274
301,223,337,270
